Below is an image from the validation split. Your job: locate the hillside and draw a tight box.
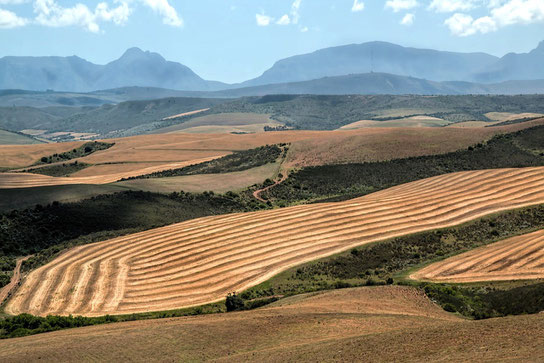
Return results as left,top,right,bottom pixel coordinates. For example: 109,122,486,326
0,48,226,92
474,41,544,83
241,41,497,86
6,167,544,316
412,229,544,283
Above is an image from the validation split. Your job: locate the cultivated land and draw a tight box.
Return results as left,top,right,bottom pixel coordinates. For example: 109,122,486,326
6,167,544,317
0,130,42,145
2,286,544,362
338,116,451,129
0,157,223,188
412,229,544,283
150,112,283,134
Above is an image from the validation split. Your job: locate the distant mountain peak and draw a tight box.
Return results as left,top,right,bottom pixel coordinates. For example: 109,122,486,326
533,40,544,53
118,47,164,62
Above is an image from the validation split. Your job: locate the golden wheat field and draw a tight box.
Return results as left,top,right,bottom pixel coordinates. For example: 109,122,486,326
6,166,544,317
411,229,544,283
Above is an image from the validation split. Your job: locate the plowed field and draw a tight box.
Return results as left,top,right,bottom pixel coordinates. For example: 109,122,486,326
411,229,544,283
6,167,544,316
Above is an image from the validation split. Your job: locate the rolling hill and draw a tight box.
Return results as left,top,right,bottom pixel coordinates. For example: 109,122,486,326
6,166,544,317
412,229,544,283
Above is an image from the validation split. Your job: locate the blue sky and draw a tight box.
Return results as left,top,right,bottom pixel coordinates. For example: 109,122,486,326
1,0,543,83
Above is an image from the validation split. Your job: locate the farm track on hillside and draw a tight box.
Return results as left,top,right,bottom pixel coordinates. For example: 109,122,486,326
6,167,544,317
411,229,544,283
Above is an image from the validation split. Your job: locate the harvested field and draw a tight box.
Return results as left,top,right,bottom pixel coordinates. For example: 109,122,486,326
6,167,544,317
412,229,544,283
485,112,544,122
1,119,543,170
339,116,450,129
1,286,544,362
115,162,280,194
447,121,500,128
151,113,282,134
0,157,223,189
161,108,209,120
0,130,42,145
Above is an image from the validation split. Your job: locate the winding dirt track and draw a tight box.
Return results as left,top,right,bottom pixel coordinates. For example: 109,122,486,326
411,229,544,283
0,256,32,306
6,167,544,317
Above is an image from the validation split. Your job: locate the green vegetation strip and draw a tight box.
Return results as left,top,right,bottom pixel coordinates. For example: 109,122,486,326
264,125,544,204
124,144,287,180
35,141,114,165
22,161,91,177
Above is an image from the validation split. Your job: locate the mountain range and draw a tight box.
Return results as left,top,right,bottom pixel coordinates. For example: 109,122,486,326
1,40,543,94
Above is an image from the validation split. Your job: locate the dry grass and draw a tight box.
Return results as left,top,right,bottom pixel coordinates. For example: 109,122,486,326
485,112,544,122
6,167,544,317
161,108,209,120
151,113,282,134
411,229,544,283
0,157,223,189
339,116,450,130
1,286,543,362
115,162,280,194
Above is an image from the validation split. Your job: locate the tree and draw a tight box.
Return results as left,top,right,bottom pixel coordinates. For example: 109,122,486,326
225,292,245,312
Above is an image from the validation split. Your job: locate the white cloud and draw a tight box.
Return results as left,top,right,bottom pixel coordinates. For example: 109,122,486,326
256,13,273,26
257,0,302,27
300,25,308,32
140,0,182,27
276,14,290,25
0,0,29,4
352,0,365,12
33,0,131,33
445,0,544,36
428,0,476,12
401,12,415,25
385,0,418,12
0,7,27,28
290,0,301,24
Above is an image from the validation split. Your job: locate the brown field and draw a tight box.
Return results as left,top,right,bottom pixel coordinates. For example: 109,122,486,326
151,112,282,134
161,108,209,120
0,156,223,189
115,162,281,194
339,116,450,130
446,121,500,128
1,118,543,183
485,112,544,122
411,229,544,283
6,167,544,317
1,286,544,362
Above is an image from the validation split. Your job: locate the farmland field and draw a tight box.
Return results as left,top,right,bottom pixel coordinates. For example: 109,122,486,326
412,229,544,283
6,167,544,316
1,286,544,362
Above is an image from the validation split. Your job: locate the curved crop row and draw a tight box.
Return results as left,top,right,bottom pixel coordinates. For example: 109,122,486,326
411,229,544,283
6,167,544,316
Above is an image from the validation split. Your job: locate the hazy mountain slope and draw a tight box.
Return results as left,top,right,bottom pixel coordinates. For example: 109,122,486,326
241,41,498,86
474,41,544,83
0,48,226,92
207,73,544,97
47,97,229,134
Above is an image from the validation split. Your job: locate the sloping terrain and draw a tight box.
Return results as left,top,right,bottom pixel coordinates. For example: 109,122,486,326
0,130,42,145
0,157,223,188
6,167,544,317
1,286,543,362
412,229,544,283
